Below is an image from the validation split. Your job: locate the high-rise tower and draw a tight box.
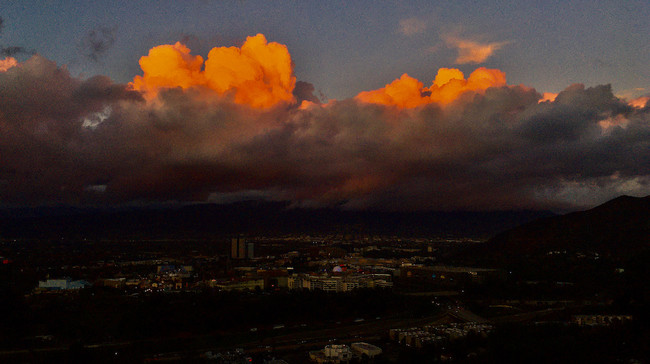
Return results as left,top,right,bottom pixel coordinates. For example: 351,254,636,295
231,236,253,259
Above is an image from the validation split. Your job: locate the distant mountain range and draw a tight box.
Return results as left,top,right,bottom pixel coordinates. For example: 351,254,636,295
482,195,650,260
0,201,554,239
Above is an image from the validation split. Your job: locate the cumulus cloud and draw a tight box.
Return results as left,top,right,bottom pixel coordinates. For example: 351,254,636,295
398,17,428,36
445,36,508,64
356,68,506,108
0,36,649,210
131,34,295,109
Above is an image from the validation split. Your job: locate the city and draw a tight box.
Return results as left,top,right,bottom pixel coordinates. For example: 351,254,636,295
1,196,648,362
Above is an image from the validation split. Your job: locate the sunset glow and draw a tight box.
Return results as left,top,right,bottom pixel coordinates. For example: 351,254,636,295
356,67,507,108
131,34,295,109
629,96,649,109
0,57,18,72
132,36,509,111
539,92,558,103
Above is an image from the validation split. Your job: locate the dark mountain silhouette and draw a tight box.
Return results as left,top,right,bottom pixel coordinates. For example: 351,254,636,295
482,195,650,260
0,201,554,239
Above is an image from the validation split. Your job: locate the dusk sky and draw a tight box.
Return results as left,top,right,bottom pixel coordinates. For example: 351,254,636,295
1,1,649,210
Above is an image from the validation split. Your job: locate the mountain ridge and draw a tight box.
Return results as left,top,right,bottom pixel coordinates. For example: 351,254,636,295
482,194,650,259
0,200,554,239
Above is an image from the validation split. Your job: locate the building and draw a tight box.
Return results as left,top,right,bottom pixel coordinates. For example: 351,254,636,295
102,278,126,289
324,345,352,363
322,277,341,292
212,278,264,291
342,281,359,291
309,344,352,363
350,342,382,358
572,315,633,326
398,265,504,291
38,278,91,291
282,273,393,293
231,236,254,259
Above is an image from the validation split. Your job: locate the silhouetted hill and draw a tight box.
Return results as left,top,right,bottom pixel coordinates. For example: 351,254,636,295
482,195,650,260
0,201,554,239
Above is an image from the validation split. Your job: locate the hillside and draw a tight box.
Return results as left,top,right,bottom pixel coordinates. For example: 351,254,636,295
483,195,650,259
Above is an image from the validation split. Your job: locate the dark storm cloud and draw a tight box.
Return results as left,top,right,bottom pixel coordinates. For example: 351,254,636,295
1,46,29,57
0,55,142,203
293,81,322,104
1,55,649,210
82,26,116,62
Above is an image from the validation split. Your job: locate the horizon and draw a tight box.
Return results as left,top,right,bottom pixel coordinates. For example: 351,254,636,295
1,193,647,213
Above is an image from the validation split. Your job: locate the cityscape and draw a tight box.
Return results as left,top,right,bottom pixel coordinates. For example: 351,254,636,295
1,195,649,362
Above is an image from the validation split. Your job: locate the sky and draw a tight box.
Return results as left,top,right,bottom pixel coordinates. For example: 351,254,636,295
0,0,649,211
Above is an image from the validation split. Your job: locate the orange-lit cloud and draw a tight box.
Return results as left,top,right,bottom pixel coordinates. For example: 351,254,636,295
629,96,649,108
445,37,508,64
356,67,507,108
131,42,204,95
0,57,18,72
539,92,558,103
131,34,295,109
204,34,295,109
356,73,430,108
430,67,507,104
598,114,629,131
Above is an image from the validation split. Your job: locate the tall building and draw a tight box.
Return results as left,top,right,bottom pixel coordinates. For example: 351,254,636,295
238,237,246,258
231,237,240,258
231,236,254,259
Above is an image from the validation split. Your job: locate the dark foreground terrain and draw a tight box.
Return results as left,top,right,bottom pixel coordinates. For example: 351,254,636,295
0,195,648,363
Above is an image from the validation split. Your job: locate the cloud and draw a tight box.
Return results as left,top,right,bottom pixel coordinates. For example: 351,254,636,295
293,81,322,104
355,67,506,108
445,37,508,64
539,92,558,103
0,36,649,211
131,34,295,109
398,18,427,36
82,25,116,62
0,55,142,203
1,46,28,57
629,95,649,109
0,57,17,71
